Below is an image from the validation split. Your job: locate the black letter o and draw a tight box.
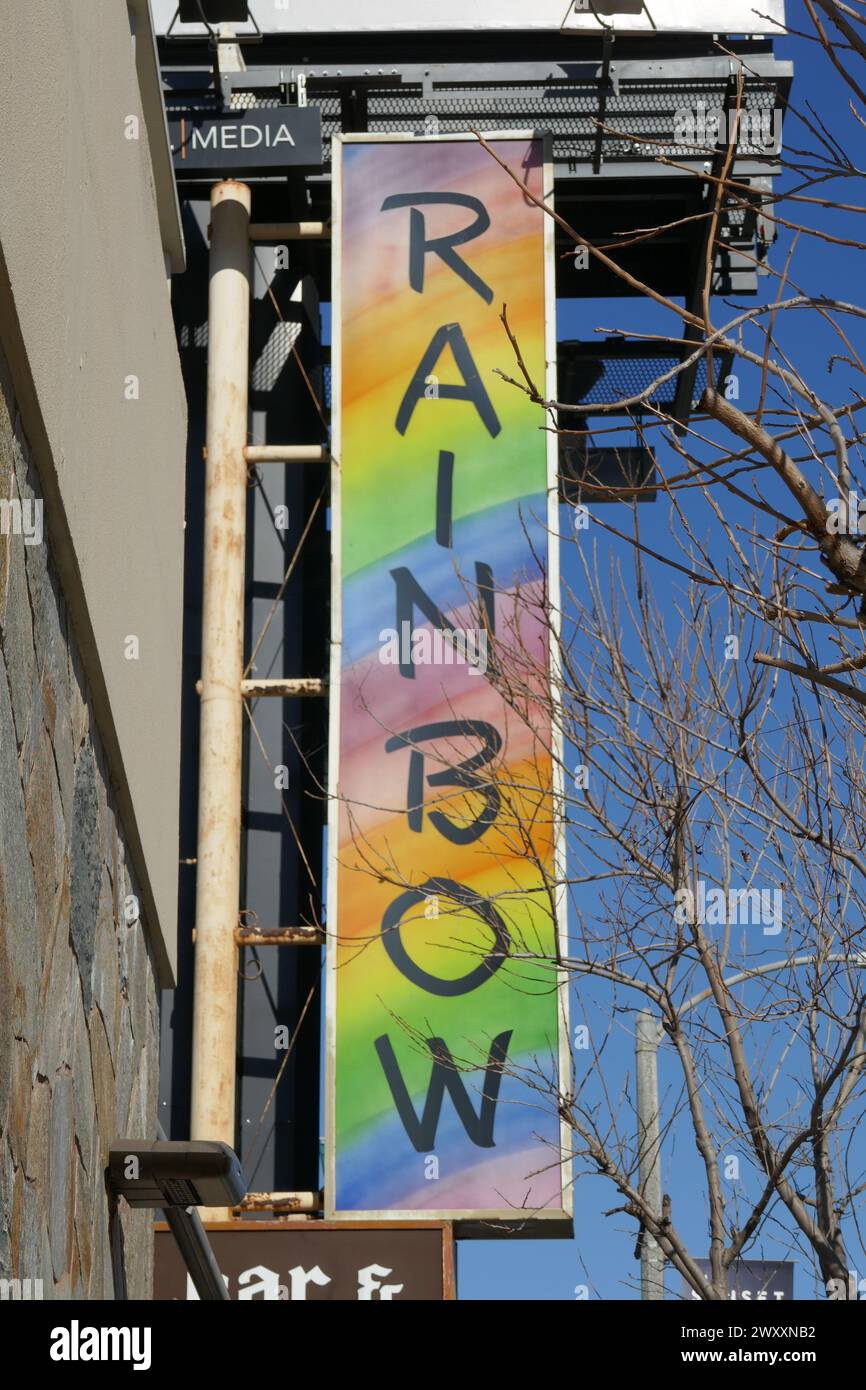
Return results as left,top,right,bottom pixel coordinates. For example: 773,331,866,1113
380,877,510,996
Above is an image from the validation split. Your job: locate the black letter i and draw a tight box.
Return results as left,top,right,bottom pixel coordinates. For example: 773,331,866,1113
436,450,454,548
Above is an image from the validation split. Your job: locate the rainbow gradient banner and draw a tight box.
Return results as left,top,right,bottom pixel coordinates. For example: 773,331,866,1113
327,134,570,1227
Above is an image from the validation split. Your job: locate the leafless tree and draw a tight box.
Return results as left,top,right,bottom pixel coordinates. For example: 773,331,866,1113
466,13,866,1297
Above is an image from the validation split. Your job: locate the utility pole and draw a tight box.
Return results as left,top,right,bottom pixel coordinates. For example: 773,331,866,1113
635,953,865,1299
636,1010,665,1300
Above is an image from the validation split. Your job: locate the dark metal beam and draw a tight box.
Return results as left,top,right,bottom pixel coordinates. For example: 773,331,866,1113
161,1206,231,1301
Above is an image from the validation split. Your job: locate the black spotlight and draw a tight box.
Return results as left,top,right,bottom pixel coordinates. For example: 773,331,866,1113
108,1139,247,1209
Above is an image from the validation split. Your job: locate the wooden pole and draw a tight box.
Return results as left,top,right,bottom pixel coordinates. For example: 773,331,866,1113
190,181,251,1210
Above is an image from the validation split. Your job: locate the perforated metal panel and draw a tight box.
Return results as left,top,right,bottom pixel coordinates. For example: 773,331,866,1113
558,340,721,410
169,73,783,168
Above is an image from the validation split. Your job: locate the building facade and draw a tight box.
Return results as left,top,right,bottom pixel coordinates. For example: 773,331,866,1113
0,0,186,1298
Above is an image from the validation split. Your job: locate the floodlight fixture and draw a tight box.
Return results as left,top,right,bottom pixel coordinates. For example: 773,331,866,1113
108,1139,247,1209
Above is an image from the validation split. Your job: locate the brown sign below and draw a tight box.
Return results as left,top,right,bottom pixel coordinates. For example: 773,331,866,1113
154,1221,455,1301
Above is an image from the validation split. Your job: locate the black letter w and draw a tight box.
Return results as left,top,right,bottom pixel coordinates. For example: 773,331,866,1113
375,1031,512,1151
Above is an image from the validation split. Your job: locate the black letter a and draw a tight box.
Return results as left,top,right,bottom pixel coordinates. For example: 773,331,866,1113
395,323,501,438
374,1031,512,1151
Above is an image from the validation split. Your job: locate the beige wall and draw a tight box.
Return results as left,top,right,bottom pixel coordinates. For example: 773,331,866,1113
0,0,187,982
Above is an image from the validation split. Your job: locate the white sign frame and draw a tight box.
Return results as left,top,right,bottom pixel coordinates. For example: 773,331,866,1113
153,0,784,38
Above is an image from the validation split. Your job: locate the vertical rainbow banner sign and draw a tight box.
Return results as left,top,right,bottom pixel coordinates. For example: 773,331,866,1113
327,134,570,1226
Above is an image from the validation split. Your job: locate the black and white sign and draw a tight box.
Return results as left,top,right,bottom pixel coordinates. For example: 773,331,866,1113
685,1259,795,1301
154,1223,455,1300
168,108,322,175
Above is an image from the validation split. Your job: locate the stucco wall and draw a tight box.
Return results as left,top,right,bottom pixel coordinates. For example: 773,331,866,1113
0,349,160,1299
0,0,187,980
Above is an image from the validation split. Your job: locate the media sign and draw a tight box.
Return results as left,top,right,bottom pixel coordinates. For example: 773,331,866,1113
167,108,322,175
327,133,570,1228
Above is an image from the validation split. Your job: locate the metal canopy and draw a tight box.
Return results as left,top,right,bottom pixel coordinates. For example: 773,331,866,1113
161,40,790,307
161,49,791,181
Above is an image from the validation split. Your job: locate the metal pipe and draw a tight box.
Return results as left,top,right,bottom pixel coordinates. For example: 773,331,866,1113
194,677,326,698
240,677,326,699
190,181,252,1216
236,1192,321,1213
235,926,324,946
248,221,330,241
636,1010,665,1301
203,444,329,463
244,444,329,464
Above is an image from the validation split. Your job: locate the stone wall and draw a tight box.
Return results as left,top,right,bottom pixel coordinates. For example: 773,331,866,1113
0,345,160,1299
